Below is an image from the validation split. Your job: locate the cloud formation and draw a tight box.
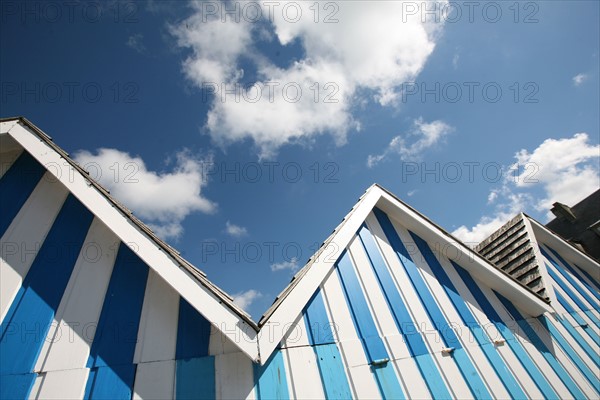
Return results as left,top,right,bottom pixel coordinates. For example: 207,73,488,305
453,132,600,244
171,1,446,158
270,257,300,272
232,289,263,310
367,118,453,167
225,221,248,237
572,73,588,86
74,148,216,240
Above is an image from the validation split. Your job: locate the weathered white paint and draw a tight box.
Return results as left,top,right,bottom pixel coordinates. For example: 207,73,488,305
133,360,176,400
29,368,89,400
283,346,326,399
215,352,255,400
134,271,179,364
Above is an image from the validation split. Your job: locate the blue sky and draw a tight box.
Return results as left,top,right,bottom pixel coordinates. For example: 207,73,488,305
2,0,599,319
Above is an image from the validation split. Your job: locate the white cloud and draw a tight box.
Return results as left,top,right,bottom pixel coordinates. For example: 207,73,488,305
572,73,588,86
270,257,300,272
367,118,453,167
452,132,600,244
512,133,600,215
74,148,216,240
225,221,248,237
172,1,446,158
232,289,263,310
126,33,146,54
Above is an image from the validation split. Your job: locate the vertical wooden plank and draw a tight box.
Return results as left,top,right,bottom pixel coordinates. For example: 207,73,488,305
215,352,255,400
34,218,118,373
176,298,211,360
134,271,180,364
313,344,354,399
0,194,94,377
133,360,176,400
30,369,89,400
1,174,68,323
0,151,47,237
175,357,216,400
321,270,380,398
84,365,136,400
253,350,289,400
282,346,325,399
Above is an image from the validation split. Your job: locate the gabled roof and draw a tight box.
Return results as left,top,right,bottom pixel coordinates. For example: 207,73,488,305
476,212,600,306
1,117,562,366
0,117,260,361
256,183,554,362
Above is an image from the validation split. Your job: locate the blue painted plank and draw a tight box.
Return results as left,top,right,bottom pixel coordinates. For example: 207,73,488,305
0,151,46,237
84,365,136,400
541,248,600,310
546,247,600,300
84,242,148,399
373,209,491,399
0,194,93,375
313,344,354,399
539,315,600,392
546,266,600,328
452,261,558,399
254,350,289,400
553,313,600,369
574,263,600,292
176,297,211,359
0,373,37,399
409,231,527,399
304,290,336,345
555,291,600,346
336,251,388,363
371,362,405,400
357,224,450,399
497,294,586,399
175,356,216,400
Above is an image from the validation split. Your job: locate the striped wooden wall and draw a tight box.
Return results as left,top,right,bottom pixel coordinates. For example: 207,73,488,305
0,150,254,400
1,146,599,399
273,209,600,399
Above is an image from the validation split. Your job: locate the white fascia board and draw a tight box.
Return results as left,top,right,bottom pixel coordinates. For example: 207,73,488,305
1,119,19,134
256,187,382,363
375,191,553,317
527,217,600,277
7,122,260,361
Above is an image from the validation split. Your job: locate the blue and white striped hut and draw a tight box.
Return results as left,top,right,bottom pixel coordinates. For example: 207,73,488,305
1,117,598,399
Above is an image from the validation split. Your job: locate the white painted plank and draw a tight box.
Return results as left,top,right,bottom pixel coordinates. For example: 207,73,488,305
280,314,310,349
133,360,176,400
283,346,326,399
34,218,118,372
215,352,255,400
1,174,68,323
29,368,89,400
438,255,545,399
401,228,509,399
134,271,179,363
321,269,381,398
348,235,429,398
529,316,599,398
368,214,471,399
481,285,574,399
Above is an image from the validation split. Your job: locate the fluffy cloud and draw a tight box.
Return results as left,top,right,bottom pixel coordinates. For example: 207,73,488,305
572,73,588,86
232,289,263,310
74,148,216,240
126,33,146,54
453,133,600,244
171,1,446,158
225,221,248,237
270,257,299,272
367,118,453,167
